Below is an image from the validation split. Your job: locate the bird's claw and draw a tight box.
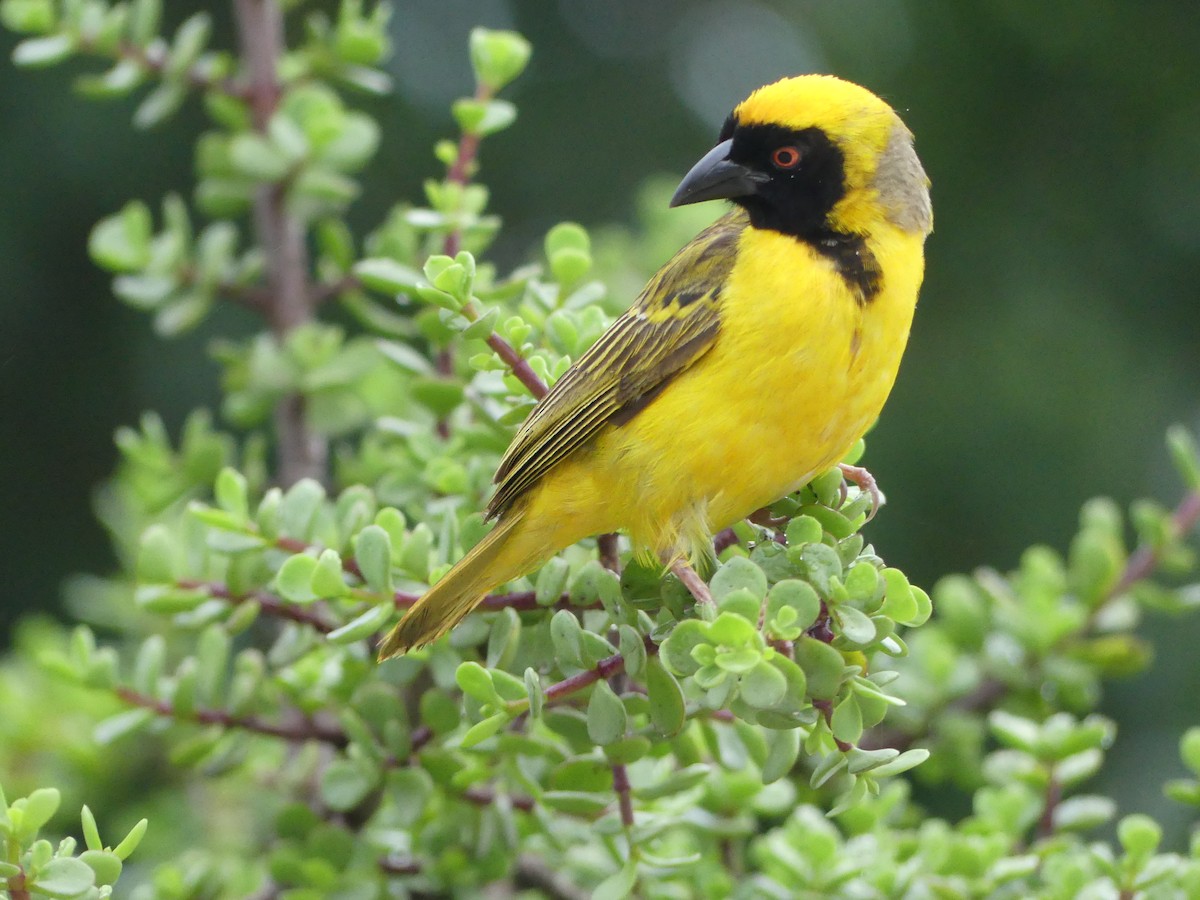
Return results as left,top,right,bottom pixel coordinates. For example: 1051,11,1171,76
837,463,886,523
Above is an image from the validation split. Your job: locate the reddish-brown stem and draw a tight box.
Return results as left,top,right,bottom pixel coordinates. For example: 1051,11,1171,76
378,856,422,876
1036,770,1061,839
612,761,635,828
178,579,336,633
73,35,246,96
462,785,535,812
537,637,659,710
233,0,326,487
670,559,712,606
1108,489,1200,600
598,533,621,573
713,527,740,555
6,872,30,900
485,331,549,398
115,685,348,747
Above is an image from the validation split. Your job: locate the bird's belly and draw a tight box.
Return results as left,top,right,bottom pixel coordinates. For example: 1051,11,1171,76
595,238,919,553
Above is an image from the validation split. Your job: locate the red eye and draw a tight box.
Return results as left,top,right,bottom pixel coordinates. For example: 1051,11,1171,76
771,146,802,169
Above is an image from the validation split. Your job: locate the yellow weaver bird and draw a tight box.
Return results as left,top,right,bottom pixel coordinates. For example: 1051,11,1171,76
379,74,932,658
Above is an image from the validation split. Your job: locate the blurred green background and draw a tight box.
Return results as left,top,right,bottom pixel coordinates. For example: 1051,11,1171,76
2,0,1198,833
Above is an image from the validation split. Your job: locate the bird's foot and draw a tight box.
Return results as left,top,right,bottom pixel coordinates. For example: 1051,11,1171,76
837,462,886,522
670,558,713,606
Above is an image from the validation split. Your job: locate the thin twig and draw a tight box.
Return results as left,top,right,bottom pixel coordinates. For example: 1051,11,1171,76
177,579,337,633
598,533,621,573
233,0,326,486
115,685,349,747
669,559,712,606
378,856,422,876
484,329,549,398
541,637,658,708
612,761,635,828
5,872,30,900
514,854,592,900
1036,769,1061,840
1106,490,1200,601
74,36,245,96
462,785,535,812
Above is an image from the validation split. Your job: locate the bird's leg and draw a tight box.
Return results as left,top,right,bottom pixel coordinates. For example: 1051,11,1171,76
838,462,886,522
669,558,713,606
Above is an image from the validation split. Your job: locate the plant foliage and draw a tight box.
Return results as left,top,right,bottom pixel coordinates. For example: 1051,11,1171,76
3,2,1200,897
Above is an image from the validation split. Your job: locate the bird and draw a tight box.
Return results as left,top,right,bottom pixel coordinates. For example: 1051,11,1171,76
378,74,932,658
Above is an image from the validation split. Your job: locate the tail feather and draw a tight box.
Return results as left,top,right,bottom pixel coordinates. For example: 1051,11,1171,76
377,510,540,659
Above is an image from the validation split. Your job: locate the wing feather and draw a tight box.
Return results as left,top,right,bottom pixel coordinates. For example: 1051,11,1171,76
486,210,746,518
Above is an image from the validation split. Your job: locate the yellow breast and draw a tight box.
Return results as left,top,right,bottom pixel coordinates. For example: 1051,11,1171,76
521,222,925,562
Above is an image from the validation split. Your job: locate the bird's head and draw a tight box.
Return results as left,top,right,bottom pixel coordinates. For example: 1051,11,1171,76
670,75,932,240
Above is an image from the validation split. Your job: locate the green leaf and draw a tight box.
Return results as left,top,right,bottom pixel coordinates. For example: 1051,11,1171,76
311,548,348,599
90,201,152,273
1167,425,1200,490
762,727,801,784
810,752,847,788
30,857,95,896
327,603,392,644
456,662,500,705
1053,794,1116,832
353,524,393,594
80,805,102,851
230,132,292,181
112,818,148,860
586,680,627,745
279,478,326,539
461,712,509,748
1118,813,1162,857
320,758,379,811
134,81,187,128
831,695,863,744
549,609,585,667
645,656,686,736
618,625,646,678
740,660,787,709
835,605,877,646
711,556,769,601
94,708,155,746
793,636,844,700
487,607,521,669
275,553,319,604
1181,727,1200,774
989,710,1039,752
469,27,532,92
534,557,570,606
661,619,708,675
540,791,609,816
786,515,824,547
593,857,638,900
708,611,757,647
767,579,821,633
869,748,930,778
797,542,842,595
18,787,60,840
80,849,122,887
523,668,544,718
355,257,422,294
12,32,72,66
1,0,56,33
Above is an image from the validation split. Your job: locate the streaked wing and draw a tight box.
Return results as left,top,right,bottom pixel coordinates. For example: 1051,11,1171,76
486,210,746,518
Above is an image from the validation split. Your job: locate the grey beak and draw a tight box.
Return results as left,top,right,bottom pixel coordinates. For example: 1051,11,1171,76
669,139,761,207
